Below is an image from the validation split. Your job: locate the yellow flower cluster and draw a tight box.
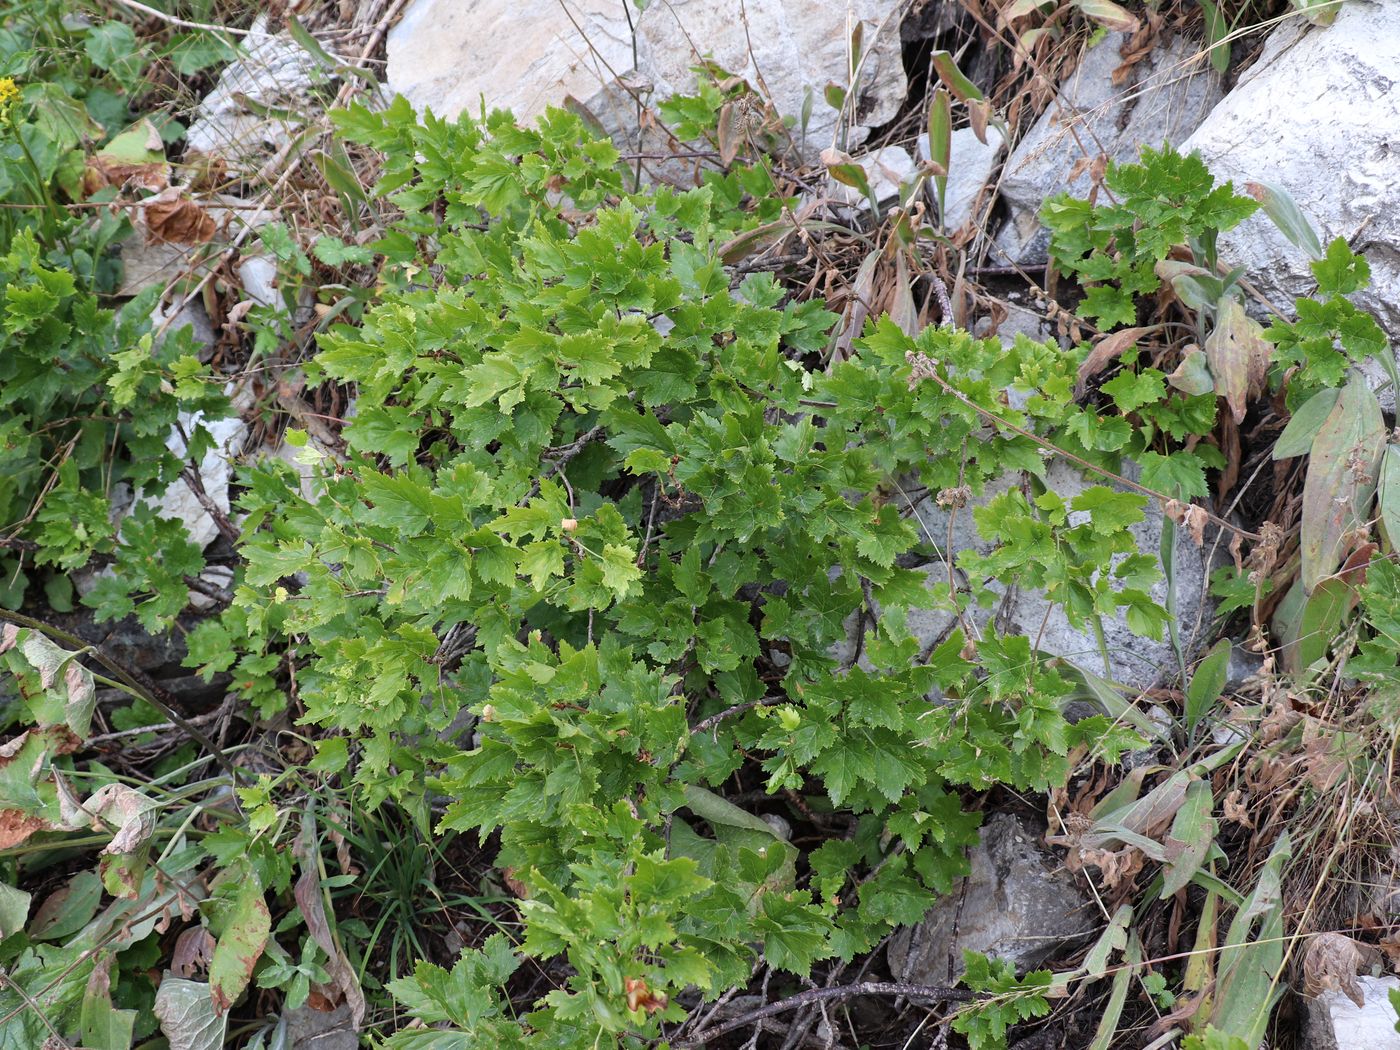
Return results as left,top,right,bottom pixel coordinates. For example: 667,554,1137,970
0,77,18,123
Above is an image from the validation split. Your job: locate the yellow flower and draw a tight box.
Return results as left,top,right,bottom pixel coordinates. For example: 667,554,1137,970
0,77,18,125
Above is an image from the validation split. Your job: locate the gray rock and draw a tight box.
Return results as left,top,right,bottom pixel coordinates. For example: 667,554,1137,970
1225,644,1263,690
151,299,216,359
286,1003,357,1050
995,31,1223,266
908,458,1213,690
888,813,1095,980
627,0,906,158
387,0,906,162
1179,1,1400,341
237,255,281,309
1306,976,1400,1050
835,453,1212,692
143,412,248,551
187,564,234,612
185,18,330,175
919,125,1007,232
387,0,635,128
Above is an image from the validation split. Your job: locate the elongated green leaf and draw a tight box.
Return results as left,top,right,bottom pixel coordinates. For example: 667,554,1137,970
930,51,984,102
208,871,271,1013
1185,638,1231,732
927,88,951,223
683,785,786,839
1248,180,1323,260
1273,387,1339,459
1300,373,1384,592
1211,833,1292,1044
1377,445,1400,549
1084,904,1132,979
1199,0,1230,73
81,954,136,1050
1281,576,1355,677
1161,778,1216,897
1089,932,1141,1050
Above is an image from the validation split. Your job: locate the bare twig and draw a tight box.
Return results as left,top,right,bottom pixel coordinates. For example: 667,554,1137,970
674,981,974,1047
0,609,244,784
180,464,242,548
109,0,252,35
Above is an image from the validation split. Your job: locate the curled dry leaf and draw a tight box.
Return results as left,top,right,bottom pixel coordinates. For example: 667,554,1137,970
144,186,217,246
294,825,366,1028
1222,789,1253,828
85,783,160,855
625,977,668,1015
83,118,169,195
171,927,217,978
1076,326,1155,397
1303,932,1382,1008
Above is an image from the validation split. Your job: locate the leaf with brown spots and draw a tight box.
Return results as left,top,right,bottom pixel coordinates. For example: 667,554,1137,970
208,869,270,1014
1204,296,1270,424
1300,372,1384,593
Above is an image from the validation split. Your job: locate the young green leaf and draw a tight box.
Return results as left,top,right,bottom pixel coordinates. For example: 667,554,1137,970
1185,638,1231,732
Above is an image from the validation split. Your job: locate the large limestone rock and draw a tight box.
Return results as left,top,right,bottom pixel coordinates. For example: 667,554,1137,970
995,30,1223,265
839,456,1214,692
386,0,635,126
1180,1,1400,339
627,0,906,155
1306,976,1400,1050
888,814,1095,980
386,0,906,160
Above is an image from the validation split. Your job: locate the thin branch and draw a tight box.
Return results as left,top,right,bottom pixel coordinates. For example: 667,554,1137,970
673,981,974,1047
0,610,244,784
109,0,253,35
690,697,780,734
905,351,1261,542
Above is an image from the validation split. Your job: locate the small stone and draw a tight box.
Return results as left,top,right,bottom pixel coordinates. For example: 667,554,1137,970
887,813,1095,980
1306,975,1400,1050
285,1002,357,1050
919,125,1007,232
187,564,235,612
145,413,248,551
826,146,917,210
237,255,280,309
